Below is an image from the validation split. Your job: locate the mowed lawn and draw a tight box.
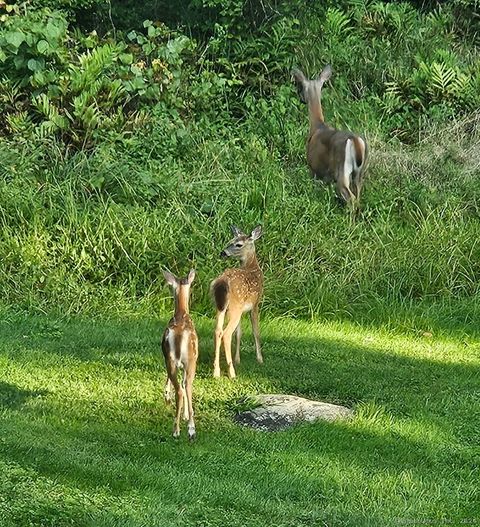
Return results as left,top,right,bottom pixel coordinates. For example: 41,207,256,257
0,310,478,527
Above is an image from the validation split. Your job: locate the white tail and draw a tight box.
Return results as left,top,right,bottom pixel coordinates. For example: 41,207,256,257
292,65,368,207
211,225,264,378
161,269,198,440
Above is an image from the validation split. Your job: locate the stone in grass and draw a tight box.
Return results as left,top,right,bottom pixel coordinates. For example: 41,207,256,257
234,394,353,432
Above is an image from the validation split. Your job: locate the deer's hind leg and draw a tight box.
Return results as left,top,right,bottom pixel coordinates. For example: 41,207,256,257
250,304,263,364
213,309,226,378
185,354,197,441
165,357,183,438
222,309,243,378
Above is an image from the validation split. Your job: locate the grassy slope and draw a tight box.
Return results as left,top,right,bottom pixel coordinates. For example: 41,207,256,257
0,310,478,526
1,112,479,320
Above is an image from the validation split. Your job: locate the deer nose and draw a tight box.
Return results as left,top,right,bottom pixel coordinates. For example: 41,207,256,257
220,250,228,258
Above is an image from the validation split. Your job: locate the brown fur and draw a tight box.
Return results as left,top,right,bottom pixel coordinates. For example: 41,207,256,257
161,270,198,440
211,226,264,378
292,65,368,207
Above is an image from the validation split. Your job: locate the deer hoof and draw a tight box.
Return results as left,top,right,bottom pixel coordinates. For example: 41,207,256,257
213,367,221,378
257,355,264,364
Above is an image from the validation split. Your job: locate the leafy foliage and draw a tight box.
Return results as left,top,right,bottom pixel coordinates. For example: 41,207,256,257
0,0,479,317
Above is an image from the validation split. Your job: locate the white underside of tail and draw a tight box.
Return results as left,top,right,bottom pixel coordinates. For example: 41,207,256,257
355,137,365,170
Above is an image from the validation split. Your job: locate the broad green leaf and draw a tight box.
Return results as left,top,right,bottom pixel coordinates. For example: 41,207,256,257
27,58,44,72
147,25,156,38
119,53,133,65
5,31,24,49
45,20,63,42
37,40,50,54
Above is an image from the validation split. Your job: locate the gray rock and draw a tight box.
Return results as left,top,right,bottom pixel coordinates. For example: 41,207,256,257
234,394,353,431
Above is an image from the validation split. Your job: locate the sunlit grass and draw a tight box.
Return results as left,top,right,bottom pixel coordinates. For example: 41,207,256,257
0,310,478,526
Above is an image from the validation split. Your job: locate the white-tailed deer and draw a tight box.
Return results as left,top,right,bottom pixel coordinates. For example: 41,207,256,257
292,65,367,207
161,269,198,440
211,225,264,378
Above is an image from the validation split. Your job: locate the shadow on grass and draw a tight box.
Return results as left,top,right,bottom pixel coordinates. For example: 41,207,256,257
0,397,476,527
0,381,49,410
0,311,478,525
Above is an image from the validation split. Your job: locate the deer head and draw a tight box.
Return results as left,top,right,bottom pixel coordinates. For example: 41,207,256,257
292,65,333,106
220,225,263,263
163,269,196,312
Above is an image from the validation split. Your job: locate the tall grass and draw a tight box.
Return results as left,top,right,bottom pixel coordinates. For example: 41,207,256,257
0,109,479,326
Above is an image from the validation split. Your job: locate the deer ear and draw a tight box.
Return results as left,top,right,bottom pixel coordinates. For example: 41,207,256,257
317,64,332,84
291,68,306,85
187,269,196,284
163,270,178,287
250,225,263,241
231,225,243,236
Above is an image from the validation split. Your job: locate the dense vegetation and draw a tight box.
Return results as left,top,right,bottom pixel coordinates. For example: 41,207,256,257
0,0,479,325
1,2,479,526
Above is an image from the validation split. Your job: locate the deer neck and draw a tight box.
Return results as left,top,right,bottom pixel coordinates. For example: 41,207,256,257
307,87,325,135
240,251,259,270
174,286,190,315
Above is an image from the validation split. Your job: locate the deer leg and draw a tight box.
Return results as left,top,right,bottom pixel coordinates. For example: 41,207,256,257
213,309,226,377
352,167,363,201
222,312,242,378
250,305,263,364
185,365,196,441
234,321,242,365
165,358,182,438
336,179,355,204
173,379,184,438
181,369,189,421
164,377,173,405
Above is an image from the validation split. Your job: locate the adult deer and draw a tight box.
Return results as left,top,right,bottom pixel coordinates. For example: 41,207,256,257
211,225,264,378
161,269,198,440
292,65,367,207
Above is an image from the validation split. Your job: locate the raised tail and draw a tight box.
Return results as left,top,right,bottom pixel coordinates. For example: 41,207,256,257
352,135,366,170
211,279,229,312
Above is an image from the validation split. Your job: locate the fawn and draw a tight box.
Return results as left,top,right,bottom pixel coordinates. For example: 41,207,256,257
211,225,264,378
292,65,367,208
161,269,198,440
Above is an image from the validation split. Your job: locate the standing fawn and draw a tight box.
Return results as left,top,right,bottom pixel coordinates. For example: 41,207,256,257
211,225,264,378
161,269,198,440
292,65,368,208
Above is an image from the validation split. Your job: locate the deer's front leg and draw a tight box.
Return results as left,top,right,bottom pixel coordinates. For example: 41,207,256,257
234,321,242,364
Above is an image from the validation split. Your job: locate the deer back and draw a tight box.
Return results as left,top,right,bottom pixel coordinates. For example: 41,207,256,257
221,265,263,310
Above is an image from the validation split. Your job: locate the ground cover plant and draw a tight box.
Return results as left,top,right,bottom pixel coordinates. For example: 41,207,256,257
0,310,479,526
0,0,479,525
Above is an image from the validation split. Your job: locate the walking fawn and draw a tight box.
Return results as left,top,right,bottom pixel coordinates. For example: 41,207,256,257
161,269,198,440
292,65,367,208
211,225,264,378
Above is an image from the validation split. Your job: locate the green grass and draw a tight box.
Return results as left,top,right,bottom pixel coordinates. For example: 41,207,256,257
0,309,478,526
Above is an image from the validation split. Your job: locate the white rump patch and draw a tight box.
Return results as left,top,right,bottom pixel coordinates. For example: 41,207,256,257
167,328,175,350
178,330,190,368
342,139,355,189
